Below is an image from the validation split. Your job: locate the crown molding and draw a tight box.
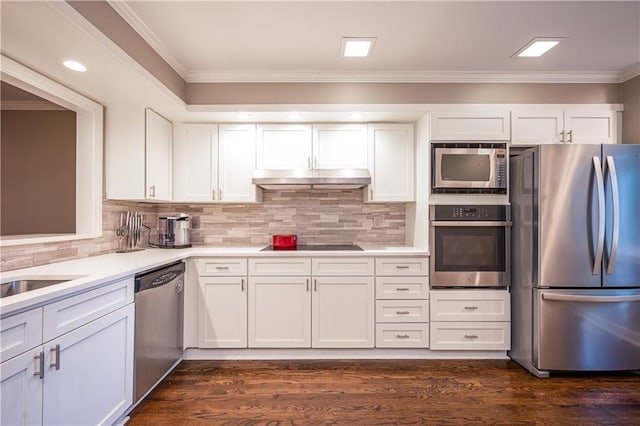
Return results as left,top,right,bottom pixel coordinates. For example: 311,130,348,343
186,70,623,84
619,62,640,82
107,0,188,79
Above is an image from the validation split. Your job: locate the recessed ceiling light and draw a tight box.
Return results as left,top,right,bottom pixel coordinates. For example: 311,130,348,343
514,37,565,58
341,37,376,58
288,112,303,120
235,112,252,120
349,112,364,120
63,60,87,72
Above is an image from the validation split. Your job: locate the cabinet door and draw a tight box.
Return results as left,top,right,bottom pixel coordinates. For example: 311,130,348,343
219,124,261,202
256,124,312,169
311,276,374,348
430,109,510,140
145,108,173,201
248,276,311,348
1,349,43,426
367,124,415,202
43,304,134,426
511,108,564,145
173,124,218,202
565,110,617,144
312,124,368,169
198,277,247,348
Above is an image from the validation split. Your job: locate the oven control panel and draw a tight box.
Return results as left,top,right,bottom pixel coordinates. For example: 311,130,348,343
431,205,509,221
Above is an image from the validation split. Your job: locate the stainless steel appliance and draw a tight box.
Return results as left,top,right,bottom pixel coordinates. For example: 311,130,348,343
509,144,640,377
432,143,507,194
157,214,191,248
134,262,184,404
252,168,371,189
429,205,511,288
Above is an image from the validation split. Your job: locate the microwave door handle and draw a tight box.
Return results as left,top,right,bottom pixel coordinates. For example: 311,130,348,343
605,155,620,274
431,221,513,227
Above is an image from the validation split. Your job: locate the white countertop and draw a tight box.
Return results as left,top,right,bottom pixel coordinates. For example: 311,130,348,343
1,245,428,317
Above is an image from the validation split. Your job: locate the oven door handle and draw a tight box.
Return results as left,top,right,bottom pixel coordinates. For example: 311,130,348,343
431,221,512,227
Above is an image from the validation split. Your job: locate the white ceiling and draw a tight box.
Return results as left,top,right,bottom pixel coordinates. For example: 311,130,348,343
116,0,640,83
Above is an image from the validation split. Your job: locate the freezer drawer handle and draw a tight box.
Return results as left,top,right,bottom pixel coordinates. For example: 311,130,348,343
605,155,620,275
592,156,605,275
542,293,640,303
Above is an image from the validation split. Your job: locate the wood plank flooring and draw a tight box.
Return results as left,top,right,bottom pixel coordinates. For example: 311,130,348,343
128,360,640,425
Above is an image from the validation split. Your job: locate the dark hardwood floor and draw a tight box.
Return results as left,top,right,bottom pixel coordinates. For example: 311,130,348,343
128,359,640,425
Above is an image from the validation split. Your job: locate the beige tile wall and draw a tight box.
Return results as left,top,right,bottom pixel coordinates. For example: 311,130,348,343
1,190,406,271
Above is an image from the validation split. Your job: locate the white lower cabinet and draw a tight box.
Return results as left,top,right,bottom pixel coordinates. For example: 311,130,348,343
375,323,429,348
0,279,134,426
198,277,247,348
429,290,511,350
312,276,375,348
248,276,311,348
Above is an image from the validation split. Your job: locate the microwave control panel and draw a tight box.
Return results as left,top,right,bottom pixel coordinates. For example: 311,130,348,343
432,205,509,221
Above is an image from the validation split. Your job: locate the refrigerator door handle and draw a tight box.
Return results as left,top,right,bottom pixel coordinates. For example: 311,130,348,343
542,293,640,303
605,155,620,275
592,156,605,275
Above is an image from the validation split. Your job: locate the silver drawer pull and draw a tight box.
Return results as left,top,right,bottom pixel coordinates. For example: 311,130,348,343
464,306,479,310
396,310,410,315
464,334,479,339
395,265,410,269
34,351,45,379
396,334,410,339
396,288,411,291
49,344,61,370
215,266,230,270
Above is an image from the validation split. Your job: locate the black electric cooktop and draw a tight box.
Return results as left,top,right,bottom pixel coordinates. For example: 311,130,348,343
260,244,363,251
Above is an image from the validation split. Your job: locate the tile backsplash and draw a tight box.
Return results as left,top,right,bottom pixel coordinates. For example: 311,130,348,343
1,190,406,271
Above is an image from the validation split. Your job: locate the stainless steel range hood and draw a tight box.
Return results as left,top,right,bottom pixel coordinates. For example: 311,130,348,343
252,169,371,190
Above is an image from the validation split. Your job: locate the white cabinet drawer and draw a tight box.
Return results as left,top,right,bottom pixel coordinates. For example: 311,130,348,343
430,290,510,322
376,277,428,299
312,258,374,276
375,258,428,276
376,300,429,323
43,278,134,342
0,308,43,362
249,258,311,276
375,323,429,348
430,322,510,350
196,258,248,276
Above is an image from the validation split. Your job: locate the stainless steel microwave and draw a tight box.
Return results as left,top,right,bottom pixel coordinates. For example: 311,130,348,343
432,143,507,194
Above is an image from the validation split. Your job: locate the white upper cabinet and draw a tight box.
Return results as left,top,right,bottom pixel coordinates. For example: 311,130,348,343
312,124,368,169
145,109,173,201
219,124,261,202
365,123,415,202
256,124,312,169
106,106,173,201
511,107,619,145
173,124,218,202
174,124,261,203
430,108,511,140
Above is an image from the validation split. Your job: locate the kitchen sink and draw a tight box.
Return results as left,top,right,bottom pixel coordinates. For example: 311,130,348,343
1,276,86,298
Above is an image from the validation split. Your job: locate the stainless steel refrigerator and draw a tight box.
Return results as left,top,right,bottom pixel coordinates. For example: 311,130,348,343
509,144,640,377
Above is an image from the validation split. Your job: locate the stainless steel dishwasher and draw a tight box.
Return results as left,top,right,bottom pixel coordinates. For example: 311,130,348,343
134,261,184,405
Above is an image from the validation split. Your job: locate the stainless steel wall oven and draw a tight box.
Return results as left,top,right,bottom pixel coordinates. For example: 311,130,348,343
430,205,511,288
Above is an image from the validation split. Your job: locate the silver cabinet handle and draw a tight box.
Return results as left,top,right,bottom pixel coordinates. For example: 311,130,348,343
307,156,311,169
396,288,411,291
567,129,573,143
34,350,45,379
314,279,317,292
464,334,479,339
593,156,605,275
212,189,216,200
432,221,513,227
395,265,410,269
241,278,245,292
464,306,479,310
605,155,620,275
396,310,410,315
306,278,310,292
370,187,373,199
560,130,565,143
50,344,60,370
215,266,229,270
149,185,156,198
396,334,410,339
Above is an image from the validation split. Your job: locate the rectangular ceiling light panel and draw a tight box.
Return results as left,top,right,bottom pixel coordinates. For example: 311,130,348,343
341,37,376,58
514,37,565,57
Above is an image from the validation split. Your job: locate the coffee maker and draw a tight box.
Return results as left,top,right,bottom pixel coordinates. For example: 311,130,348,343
157,213,191,248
